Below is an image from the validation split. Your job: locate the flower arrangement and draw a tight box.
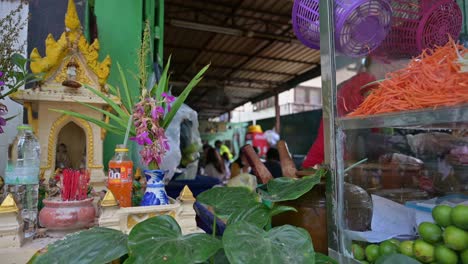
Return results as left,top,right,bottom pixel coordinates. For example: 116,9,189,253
54,20,209,171
130,92,174,167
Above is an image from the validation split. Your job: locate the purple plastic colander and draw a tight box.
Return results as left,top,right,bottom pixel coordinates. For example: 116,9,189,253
292,0,393,57
373,0,463,58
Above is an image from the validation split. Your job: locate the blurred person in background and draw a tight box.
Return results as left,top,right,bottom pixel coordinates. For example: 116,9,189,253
198,143,212,175
215,140,233,161
203,147,228,182
222,152,231,180
263,148,282,178
230,150,251,178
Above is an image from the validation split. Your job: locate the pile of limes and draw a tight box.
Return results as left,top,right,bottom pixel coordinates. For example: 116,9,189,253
352,204,468,264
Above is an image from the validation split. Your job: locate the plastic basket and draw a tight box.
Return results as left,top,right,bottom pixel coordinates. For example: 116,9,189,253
374,0,463,57
292,0,392,57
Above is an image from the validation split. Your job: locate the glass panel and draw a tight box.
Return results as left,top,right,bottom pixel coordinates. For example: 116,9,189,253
315,0,468,262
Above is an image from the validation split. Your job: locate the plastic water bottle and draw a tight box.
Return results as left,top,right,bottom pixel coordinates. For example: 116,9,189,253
4,125,40,239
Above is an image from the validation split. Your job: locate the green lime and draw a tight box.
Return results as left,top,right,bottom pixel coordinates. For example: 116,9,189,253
352,243,365,261
432,205,453,227
399,240,414,257
414,239,435,263
379,240,397,256
388,238,401,249
451,205,468,231
443,226,468,251
434,245,458,264
365,244,380,262
419,222,443,244
461,249,468,264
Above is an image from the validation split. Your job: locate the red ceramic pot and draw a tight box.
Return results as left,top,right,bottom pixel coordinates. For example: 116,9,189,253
39,198,96,230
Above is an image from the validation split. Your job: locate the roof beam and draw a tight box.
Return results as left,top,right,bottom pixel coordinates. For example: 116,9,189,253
176,0,246,80
167,2,291,25
167,19,295,43
171,80,272,91
173,63,296,77
167,0,291,23
249,65,322,104
166,44,316,65
222,24,294,82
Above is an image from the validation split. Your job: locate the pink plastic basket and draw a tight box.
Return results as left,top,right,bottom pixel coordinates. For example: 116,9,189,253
292,0,392,57
374,0,463,58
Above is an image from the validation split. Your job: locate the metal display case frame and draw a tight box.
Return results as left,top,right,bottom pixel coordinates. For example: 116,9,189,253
318,0,468,262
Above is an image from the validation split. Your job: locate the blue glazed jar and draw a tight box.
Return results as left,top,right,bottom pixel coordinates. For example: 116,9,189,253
141,169,169,206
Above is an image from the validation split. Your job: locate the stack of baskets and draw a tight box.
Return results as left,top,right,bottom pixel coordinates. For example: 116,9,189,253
292,0,463,58
292,0,392,57
374,0,463,58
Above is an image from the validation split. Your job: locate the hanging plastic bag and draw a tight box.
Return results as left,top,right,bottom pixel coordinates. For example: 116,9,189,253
160,103,202,182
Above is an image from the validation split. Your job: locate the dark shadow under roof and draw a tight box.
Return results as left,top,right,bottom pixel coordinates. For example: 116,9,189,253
165,0,321,119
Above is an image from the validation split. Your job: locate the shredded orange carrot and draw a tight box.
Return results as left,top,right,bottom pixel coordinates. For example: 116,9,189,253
349,38,468,117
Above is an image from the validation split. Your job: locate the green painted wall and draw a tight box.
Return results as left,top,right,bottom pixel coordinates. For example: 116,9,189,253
94,0,145,169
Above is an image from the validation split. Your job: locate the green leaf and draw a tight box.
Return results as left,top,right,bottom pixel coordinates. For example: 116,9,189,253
11,53,27,69
375,253,422,264
227,203,270,228
315,253,338,264
211,249,230,264
196,187,259,218
106,83,120,97
49,109,126,135
222,221,315,264
162,63,210,129
117,63,134,111
260,170,324,202
152,55,171,101
73,100,129,130
269,205,297,217
5,114,19,121
83,84,127,118
127,215,221,264
28,227,128,264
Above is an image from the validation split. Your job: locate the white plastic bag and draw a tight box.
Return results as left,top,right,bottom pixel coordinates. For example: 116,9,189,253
160,104,201,182
264,129,280,147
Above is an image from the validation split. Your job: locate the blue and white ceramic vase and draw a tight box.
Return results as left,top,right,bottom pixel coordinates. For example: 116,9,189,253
141,169,169,206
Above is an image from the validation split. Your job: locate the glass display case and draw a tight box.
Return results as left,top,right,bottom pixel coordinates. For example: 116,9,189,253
310,0,468,262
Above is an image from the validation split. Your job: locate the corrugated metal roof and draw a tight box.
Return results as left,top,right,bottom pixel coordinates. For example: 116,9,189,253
165,0,321,119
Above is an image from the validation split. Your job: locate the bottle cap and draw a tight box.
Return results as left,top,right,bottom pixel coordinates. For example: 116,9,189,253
115,144,128,152
17,125,32,131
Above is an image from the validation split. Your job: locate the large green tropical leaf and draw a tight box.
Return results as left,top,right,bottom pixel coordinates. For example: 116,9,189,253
28,227,128,264
375,254,422,264
269,205,297,217
162,63,210,129
259,169,324,202
49,109,126,135
196,187,259,218
222,221,315,264
227,203,270,228
126,215,220,264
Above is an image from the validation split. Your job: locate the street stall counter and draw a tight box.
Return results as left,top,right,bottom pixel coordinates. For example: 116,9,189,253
300,0,468,262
